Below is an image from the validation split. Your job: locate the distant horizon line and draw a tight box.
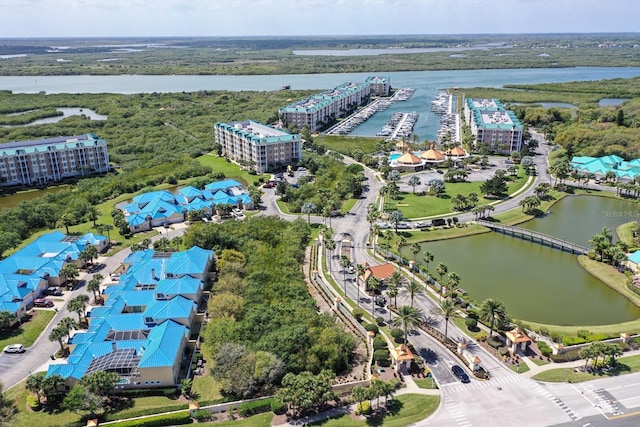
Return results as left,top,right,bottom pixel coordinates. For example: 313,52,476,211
0,32,639,40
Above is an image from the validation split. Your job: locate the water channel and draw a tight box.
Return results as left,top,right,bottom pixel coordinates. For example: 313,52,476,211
2,67,640,141
402,196,640,326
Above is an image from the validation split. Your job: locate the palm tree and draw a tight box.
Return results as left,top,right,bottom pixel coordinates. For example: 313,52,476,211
86,205,99,227
436,262,448,295
301,202,316,225
393,305,422,345
324,239,336,272
422,250,434,272
439,298,457,338
388,270,405,304
480,298,507,338
600,226,613,245
339,255,351,294
87,276,102,303
368,276,381,315
446,272,461,297
49,325,67,355
59,316,78,337
68,295,89,323
389,210,404,234
403,280,424,308
355,263,365,303
408,176,421,194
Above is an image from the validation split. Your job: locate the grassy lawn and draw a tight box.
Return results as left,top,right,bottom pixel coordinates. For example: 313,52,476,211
398,224,491,245
393,171,528,219
4,382,81,427
196,153,268,186
533,354,640,383
314,135,379,156
5,381,190,427
199,412,273,427
0,309,55,349
530,358,550,366
308,394,440,427
102,395,189,421
617,222,636,247
509,363,530,374
191,373,224,404
414,378,439,389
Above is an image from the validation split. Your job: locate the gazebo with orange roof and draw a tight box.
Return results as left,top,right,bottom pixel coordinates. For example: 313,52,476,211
505,326,531,353
390,151,426,172
391,343,415,372
420,144,446,164
445,145,469,159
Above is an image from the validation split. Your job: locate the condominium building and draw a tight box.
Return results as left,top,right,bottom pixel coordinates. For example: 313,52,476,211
47,246,214,390
279,81,372,132
365,76,391,96
464,98,523,154
0,133,110,187
214,121,302,173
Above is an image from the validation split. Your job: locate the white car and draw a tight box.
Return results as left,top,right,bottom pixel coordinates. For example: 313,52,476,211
3,344,25,353
414,221,428,228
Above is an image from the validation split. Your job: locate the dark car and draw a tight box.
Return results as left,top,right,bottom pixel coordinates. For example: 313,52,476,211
33,298,54,308
451,365,470,383
45,287,63,296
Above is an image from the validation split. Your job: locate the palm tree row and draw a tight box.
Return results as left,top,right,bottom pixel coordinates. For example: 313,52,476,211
518,195,541,214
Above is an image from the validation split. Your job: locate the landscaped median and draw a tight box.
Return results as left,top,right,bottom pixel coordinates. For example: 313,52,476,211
532,354,640,383
306,394,440,427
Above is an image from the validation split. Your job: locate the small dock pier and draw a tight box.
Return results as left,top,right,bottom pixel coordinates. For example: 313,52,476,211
477,220,589,255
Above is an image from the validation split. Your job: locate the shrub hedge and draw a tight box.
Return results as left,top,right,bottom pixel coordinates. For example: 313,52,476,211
364,323,379,334
373,336,387,350
238,398,274,417
107,411,192,427
550,349,582,363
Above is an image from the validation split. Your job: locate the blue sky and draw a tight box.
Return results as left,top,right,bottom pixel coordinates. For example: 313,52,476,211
0,0,638,38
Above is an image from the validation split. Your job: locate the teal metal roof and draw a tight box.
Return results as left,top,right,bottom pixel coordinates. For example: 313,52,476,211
0,133,106,157
138,320,187,368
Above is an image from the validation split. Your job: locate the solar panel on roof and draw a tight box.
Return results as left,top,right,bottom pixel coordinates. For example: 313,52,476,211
152,253,173,259
86,347,141,376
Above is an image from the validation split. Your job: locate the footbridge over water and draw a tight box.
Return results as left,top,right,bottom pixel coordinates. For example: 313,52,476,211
476,220,589,255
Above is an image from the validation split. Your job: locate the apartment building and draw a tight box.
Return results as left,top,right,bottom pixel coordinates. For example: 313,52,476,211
0,133,110,187
279,81,372,132
214,121,302,173
46,246,214,390
365,76,391,96
464,98,523,154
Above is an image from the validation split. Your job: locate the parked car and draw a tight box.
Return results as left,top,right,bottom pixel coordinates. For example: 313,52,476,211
396,222,412,229
377,222,391,229
263,181,276,188
45,287,63,296
414,221,429,228
451,365,470,383
3,344,25,354
33,298,54,308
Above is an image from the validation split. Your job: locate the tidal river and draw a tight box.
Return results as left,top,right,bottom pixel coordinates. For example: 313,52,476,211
2,67,640,141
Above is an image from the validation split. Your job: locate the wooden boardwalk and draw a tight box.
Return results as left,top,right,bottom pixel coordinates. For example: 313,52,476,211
477,220,589,255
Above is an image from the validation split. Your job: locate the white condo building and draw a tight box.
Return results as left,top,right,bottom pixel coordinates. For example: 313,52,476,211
464,98,523,154
214,121,302,173
0,133,110,187
279,81,373,132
